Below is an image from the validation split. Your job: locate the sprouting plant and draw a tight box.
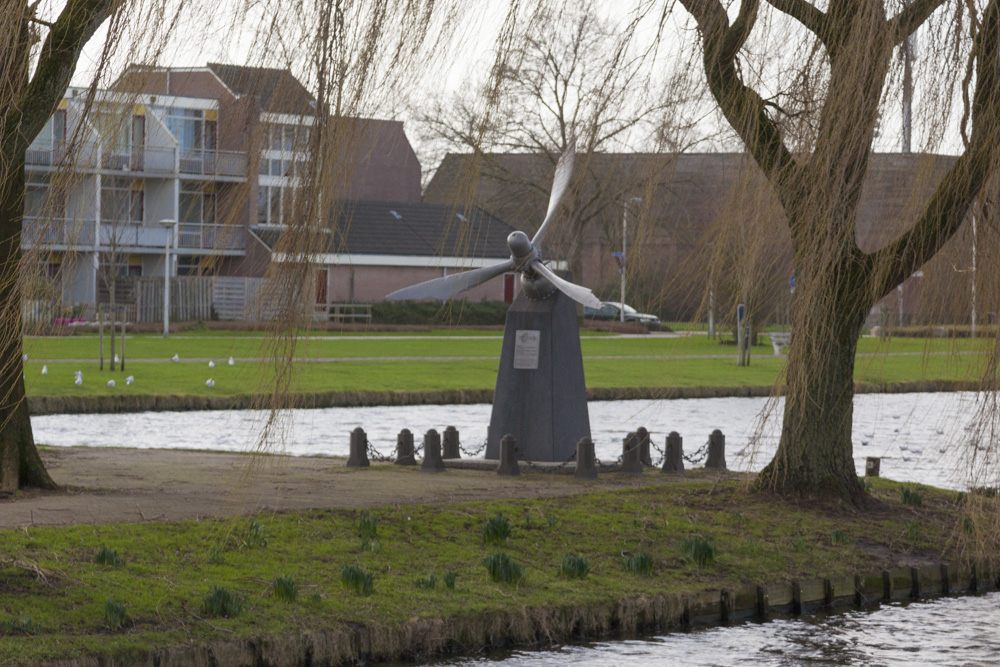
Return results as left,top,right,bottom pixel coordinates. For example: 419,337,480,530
679,535,716,566
341,565,374,595
207,547,225,565
105,598,128,630
905,520,919,540
483,552,524,583
831,529,852,545
241,519,268,548
272,575,298,602
793,537,807,553
357,512,379,540
94,546,125,567
901,487,923,506
482,513,511,546
0,616,41,635
413,574,437,590
559,554,590,579
443,572,456,590
202,586,244,618
622,551,654,575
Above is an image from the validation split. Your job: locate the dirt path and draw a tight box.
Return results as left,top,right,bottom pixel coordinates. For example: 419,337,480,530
0,446,693,529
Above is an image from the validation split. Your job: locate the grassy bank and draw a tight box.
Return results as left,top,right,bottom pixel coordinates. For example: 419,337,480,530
0,473,976,664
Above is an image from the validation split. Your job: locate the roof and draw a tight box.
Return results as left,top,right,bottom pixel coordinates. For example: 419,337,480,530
252,200,515,259
206,63,315,115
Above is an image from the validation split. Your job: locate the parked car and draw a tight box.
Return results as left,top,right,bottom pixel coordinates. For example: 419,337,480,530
583,301,660,324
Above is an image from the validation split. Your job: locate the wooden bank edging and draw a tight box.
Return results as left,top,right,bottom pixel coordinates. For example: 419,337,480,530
26,380,982,416
45,563,1000,667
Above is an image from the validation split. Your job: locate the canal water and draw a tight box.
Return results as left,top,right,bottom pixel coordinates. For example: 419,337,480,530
34,391,996,491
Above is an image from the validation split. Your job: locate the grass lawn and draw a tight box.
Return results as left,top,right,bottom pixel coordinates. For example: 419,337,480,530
0,475,970,663
18,329,993,399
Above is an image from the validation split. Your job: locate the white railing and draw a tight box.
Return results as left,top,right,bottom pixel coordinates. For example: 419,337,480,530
22,218,245,253
100,147,177,175
178,149,247,178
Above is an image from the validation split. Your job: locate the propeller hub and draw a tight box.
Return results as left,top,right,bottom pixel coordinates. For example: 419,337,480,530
520,272,556,301
507,231,534,262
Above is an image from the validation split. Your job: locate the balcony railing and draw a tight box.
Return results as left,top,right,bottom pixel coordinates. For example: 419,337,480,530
22,217,245,253
177,222,245,251
100,147,177,175
22,216,95,247
178,149,247,178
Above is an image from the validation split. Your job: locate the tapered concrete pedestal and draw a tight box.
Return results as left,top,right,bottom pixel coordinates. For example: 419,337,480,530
485,291,591,462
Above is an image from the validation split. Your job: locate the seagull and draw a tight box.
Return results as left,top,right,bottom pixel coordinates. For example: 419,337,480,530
864,433,875,438
74,376,82,386
861,440,870,446
107,380,115,388
205,378,215,388
171,354,180,362
938,447,947,453
126,376,134,385
910,448,923,455
114,354,120,363
903,456,913,462
22,354,27,362
208,361,215,368
74,370,82,378
228,356,234,366
900,444,909,451
936,429,945,435
41,365,47,375
892,415,900,420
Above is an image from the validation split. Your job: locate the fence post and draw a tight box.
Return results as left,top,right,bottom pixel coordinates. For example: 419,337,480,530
662,431,684,474
395,429,416,466
705,429,727,470
442,425,461,459
620,431,643,476
497,434,520,477
420,429,445,473
637,426,651,466
346,427,370,468
574,436,598,480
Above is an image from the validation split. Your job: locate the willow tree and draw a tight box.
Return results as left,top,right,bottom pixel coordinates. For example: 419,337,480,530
677,0,1000,501
0,0,120,492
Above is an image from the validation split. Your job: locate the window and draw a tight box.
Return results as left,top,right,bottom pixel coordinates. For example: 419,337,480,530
25,174,49,218
163,108,204,153
180,183,215,224
256,185,295,225
176,255,201,276
101,178,142,223
34,111,66,149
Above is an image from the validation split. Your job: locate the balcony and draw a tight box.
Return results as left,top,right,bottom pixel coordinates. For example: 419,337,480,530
100,147,177,175
178,149,247,178
22,216,95,248
176,222,245,252
21,218,245,253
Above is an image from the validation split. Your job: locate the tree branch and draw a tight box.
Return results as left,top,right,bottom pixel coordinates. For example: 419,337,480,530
888,0,948,46
763,0,827,43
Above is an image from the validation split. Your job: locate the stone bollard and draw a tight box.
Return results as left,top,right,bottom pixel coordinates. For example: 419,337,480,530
866,457,881,477
395,428,416,466
637,426,652,466
574,436,598,480
347,427,370,468
705,429,727,470
662,431,684,474
619,431,643,476
420,429,446,473
497,434,520,477
442,425,461,459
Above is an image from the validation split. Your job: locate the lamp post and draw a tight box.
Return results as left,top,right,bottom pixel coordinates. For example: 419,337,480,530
159,219,177,338
621,196,641,322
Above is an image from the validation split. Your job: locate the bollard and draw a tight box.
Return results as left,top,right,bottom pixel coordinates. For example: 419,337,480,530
705,429,727,470
443,425,461,459
420,429,446,473
497,434,520,477
574,436,598,480
866,457,881,477
395,428,416,466
636,426,652,466
347,427,370,468
619,431,643,476
662,431,684,474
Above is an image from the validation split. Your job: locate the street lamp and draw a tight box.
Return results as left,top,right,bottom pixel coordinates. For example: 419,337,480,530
158,219,177,338
621,197,642,322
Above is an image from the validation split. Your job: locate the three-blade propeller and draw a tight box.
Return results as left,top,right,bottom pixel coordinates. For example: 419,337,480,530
385,138,602,309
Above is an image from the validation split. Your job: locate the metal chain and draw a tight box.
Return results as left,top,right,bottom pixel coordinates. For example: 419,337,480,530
646,439,666,468
594,454,623,471
459,438,488,458
515,446,576,474
683,442,709,465
365,439,393,463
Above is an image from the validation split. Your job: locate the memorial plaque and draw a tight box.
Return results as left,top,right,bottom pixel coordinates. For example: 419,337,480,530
513,329,540,369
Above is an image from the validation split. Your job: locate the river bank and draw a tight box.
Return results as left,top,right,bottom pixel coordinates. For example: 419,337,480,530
0,447,992,665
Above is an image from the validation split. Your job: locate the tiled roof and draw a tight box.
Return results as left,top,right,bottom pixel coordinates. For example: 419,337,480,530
207,63,315,115
252,200,514,259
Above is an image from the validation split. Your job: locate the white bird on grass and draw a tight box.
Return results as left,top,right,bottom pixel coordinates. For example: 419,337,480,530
205,378,215,388
114,354,120,363
107,380,115,388
126,375,134,385
208,361,215,368
171,353,180,362
22,354,27,361
41,365,47,375
228,356,234,366
74,376,82,386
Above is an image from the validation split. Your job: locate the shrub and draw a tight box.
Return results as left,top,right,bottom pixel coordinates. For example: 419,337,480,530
341,565,374,595
559,554,590,579
105,598,128,630
901,487,923,506
413,574,437,590
202,586,244,618
443,572,456,590
622,551,654,575
483,552,525,584
272,575,298,602
94,546,125,567
482,513,512,546
679,535,717,566
370,300,509,326
357,512,379,540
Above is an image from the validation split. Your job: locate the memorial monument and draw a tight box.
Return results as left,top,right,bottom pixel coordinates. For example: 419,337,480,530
387,140,598,461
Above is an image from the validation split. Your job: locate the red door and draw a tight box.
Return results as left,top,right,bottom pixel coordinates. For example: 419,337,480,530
503,274,515,304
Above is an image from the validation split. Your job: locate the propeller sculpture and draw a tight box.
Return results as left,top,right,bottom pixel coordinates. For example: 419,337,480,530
386,138,600,309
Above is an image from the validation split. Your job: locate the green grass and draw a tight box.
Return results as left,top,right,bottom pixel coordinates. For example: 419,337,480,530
0,476,972,662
